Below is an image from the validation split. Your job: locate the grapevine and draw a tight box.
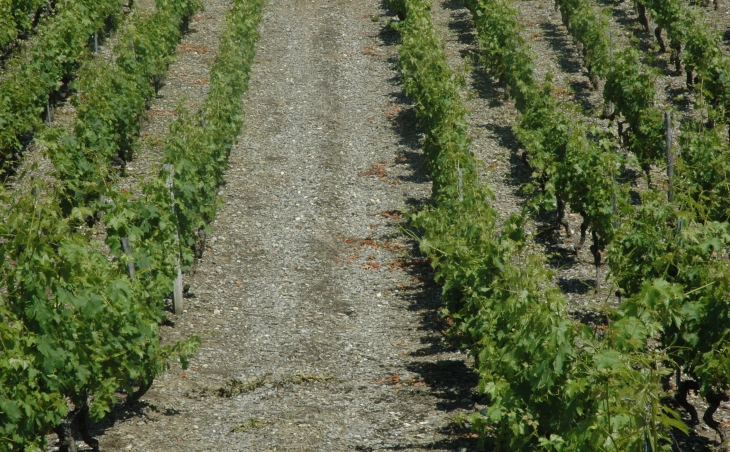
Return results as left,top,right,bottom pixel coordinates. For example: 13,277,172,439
0,0,53,53
553,0,610,88
0,0,263,448
0,0,125,161
45,0,202,216
388,0,676,449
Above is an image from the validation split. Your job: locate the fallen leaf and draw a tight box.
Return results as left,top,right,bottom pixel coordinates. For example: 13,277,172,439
383,241,406,252
363,45,379,56
388,260,406,271
378,209,402,220
384,102,401,117
360,238,378,248
358,162,391,179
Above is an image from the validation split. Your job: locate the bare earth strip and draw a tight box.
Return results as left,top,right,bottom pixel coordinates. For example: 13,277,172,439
92,0,482,451
122,0,232,190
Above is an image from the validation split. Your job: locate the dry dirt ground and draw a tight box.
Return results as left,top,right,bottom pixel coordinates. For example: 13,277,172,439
81,0,483,451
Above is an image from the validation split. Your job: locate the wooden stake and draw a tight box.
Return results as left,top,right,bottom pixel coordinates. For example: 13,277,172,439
120,237,135,280
94,31,98,54
665,111,674,202
612,192,618,229
164,164,184,315
609,32,613,64
609,32,615,117
675,368,681,392
174,268,183,313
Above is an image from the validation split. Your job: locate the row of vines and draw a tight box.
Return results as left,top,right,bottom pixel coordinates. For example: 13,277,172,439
0,0,264,449
0,0,56,53
0,0,126,161
467,0,730,447
389,0,730,448
386,0,685,449
549,0,730,443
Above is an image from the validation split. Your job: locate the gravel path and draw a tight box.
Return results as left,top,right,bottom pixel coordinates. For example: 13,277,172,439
90,0,481,450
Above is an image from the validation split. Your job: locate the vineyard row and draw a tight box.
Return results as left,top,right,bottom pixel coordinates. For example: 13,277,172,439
0,0,56,54
0,0,263,449
0,0,126,164
464,0,730,447
387,0,675,449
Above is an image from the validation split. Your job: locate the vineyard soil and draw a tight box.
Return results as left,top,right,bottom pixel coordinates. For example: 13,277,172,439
77,0,482,450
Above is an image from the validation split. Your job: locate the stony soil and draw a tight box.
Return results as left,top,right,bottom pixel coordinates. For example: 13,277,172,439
82,0,483,451
37,0,730,450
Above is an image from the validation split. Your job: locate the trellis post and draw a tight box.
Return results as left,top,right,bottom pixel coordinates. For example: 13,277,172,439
164,164,184,314
665,111,673,203
120,237,135,279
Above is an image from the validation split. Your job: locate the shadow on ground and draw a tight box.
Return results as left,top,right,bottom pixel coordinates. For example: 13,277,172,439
375,4,482,450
